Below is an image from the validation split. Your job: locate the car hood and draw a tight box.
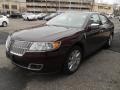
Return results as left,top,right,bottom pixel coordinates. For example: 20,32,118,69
11,25,82,42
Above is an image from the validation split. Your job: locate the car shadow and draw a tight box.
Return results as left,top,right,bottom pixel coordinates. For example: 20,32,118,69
0,66,70,90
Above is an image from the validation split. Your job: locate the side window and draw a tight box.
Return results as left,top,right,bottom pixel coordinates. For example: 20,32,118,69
89,14,100,24
99,15,108,24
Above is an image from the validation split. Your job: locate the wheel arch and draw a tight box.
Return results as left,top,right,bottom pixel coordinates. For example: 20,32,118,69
71,42,85,58
2,21,7,23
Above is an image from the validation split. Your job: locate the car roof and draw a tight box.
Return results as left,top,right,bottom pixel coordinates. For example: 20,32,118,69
63,11,99,15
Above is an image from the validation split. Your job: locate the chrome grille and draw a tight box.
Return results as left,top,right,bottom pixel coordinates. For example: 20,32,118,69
10,40,32,56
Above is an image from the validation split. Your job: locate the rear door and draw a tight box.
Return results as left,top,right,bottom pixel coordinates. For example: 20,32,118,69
99,14,114,42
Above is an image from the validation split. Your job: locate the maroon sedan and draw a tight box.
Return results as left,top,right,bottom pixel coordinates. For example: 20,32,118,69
6,12,114,74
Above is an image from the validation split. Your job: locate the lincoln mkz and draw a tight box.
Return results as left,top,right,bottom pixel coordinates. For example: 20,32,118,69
6,12,114,74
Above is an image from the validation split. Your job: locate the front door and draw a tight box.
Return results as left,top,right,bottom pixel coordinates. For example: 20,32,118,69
84,14,103,55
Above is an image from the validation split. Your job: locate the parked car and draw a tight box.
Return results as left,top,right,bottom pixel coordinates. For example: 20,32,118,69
6,12,114,74
0,12,10,18
0,15,9,27
106,14,114,19
22,13,37,21
37,13,48,20
10,13,22,18
117,16,120,21
44,13,59,21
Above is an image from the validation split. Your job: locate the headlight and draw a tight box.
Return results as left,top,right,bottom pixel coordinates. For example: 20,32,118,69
29,41,61,52
5,35,11,51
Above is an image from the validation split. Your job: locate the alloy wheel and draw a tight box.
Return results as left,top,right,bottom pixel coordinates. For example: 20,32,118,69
68,49,81,72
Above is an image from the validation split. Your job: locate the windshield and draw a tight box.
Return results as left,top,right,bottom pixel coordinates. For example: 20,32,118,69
47,12,88,27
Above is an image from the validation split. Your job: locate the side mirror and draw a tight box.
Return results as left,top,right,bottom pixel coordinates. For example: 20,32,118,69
87,23,99,31
90,23,99,29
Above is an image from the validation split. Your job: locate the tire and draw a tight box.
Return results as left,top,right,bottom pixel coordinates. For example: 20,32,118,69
105,34,113,48
23,18,26,21
63,46,82,74
27,17,30,21
2,21,7,27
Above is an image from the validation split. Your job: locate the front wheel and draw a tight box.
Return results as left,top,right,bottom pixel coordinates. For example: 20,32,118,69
63,46,82,74
2,21,7,27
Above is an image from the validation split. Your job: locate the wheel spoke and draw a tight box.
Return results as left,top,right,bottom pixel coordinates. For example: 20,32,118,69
68,49,81,71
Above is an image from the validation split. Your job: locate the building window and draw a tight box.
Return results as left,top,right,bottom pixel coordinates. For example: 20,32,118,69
98,6,104,9
98,5,111,10
108,7,111,10
11,5,17,9
2,4,9,9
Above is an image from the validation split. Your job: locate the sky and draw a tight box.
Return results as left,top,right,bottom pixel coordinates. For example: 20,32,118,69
96,0,120,4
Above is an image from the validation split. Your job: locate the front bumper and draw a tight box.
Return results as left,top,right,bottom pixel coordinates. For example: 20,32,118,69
6,48,67,72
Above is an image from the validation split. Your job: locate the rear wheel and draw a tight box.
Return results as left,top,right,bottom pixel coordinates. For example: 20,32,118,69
105,34,113,48
27,17,30,21
63,46,82,74
2,21,7,27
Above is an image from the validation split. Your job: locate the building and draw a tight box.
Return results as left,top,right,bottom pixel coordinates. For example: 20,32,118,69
93,3,113,14
0,1,2,12
0,0,26,14
0,0,94,14
26,0,94,13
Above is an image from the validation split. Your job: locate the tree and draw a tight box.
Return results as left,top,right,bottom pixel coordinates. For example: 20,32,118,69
91,0,95,11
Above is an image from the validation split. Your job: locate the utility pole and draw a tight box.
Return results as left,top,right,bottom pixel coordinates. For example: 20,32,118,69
40,0,42,13
33,0,35,13
19,1,21,13
59,0,61,11
2,0,5,13
45,0,48,13
79,0,81,11
91,0,95,11
80,0,83,11
69,0,71,10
